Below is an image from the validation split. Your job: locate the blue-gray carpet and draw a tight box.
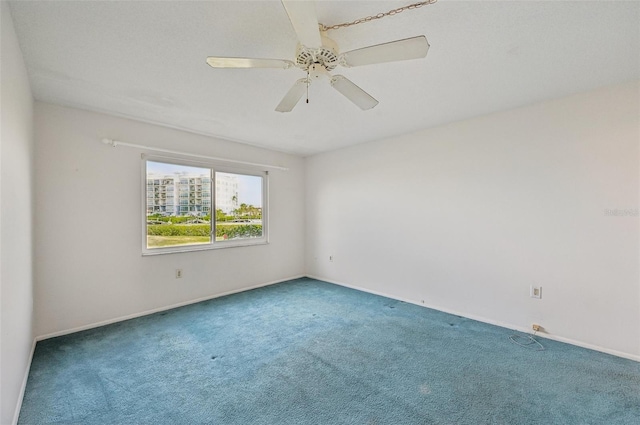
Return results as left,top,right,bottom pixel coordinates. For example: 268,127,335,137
19,278,640,424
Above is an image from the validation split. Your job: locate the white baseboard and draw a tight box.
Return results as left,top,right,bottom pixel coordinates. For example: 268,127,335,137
307,274,640,363
12,337,37,425
36,275,305,341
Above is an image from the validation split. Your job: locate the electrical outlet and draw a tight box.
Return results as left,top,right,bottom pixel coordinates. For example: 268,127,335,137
530,285,542,299
176,269,183,279
532,324,541,332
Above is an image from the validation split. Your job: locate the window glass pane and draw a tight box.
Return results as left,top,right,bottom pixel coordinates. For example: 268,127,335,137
146,161,212,249
215,172,263,241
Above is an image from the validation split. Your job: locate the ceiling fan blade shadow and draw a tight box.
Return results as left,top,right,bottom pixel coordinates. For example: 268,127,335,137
206,57,294,69
341,36,429,67
275,78,308,112
281,0,322,48
330,75,378,110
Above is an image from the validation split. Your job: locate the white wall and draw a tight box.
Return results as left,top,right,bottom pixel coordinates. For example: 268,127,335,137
34,103,305,338
306,81,640,359
1,2,35,423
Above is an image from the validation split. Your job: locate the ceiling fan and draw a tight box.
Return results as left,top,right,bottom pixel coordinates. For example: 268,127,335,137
206,1,430,112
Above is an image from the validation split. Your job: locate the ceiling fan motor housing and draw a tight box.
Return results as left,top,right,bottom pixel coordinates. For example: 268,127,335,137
295,34,339,71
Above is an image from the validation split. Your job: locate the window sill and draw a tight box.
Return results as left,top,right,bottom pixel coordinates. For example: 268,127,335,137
142,240,269,256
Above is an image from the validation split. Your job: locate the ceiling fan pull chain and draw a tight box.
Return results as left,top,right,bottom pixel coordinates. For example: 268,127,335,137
306,69,310,104
319,0,437,32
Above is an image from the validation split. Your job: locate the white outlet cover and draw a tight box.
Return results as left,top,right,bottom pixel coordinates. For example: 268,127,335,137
530,286,542,299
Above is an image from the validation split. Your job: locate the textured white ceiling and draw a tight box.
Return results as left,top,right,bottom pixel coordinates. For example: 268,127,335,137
7,0,640,156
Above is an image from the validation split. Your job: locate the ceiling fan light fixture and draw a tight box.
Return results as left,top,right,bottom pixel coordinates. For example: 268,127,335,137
309,63,329,79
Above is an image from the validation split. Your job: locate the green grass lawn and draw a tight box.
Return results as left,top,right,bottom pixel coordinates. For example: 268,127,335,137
147,235,210,248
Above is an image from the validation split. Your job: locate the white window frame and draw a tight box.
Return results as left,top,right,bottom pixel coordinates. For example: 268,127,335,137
142,154,269,256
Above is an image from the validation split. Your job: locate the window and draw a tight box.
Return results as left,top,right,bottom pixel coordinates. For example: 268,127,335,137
143,157,267,255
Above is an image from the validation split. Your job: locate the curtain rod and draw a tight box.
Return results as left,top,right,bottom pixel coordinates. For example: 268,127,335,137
101,138,289,171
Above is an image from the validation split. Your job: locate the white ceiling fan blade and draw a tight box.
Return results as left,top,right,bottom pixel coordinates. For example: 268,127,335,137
281,0,322,48
275,78,308,112
341,36,430,67
330,75,378,110
206,57,294,69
